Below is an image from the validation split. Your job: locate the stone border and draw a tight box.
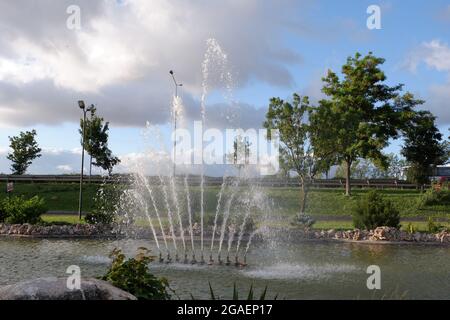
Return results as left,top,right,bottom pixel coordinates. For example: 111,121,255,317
0,223,116,238
1,224,449,245
298,226,450,244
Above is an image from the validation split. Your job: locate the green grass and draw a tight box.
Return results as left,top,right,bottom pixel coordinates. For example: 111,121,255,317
312,220,450,232
2,182,450,228
0,182,100,212
41,214,86,225
268,187,450,218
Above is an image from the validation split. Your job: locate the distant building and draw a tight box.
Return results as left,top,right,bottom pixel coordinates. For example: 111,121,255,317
400,164,450,181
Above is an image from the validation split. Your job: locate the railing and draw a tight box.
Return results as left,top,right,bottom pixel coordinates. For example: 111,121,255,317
0,175,425,189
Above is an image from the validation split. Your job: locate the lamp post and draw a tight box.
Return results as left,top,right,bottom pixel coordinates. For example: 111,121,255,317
78,100,93,220
169,70,183,177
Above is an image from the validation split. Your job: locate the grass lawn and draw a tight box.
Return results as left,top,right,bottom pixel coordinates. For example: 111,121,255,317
268,187,450,218
41,214,86,225
0,182,100,212
312,220,450,232
2,182,450,229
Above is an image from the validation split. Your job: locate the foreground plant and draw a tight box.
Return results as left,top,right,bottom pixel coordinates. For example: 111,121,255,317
102,247,171,300
201,282,277,300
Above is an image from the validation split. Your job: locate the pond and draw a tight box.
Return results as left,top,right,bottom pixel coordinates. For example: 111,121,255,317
0,237,449,299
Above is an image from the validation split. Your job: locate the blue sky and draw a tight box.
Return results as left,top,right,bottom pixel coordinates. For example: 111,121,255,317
0,0,449,174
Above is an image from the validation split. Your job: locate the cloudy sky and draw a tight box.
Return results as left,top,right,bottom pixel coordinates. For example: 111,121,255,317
0,0,449,175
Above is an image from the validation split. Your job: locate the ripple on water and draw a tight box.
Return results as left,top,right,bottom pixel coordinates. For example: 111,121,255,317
80,255,112,265
241,263,360,280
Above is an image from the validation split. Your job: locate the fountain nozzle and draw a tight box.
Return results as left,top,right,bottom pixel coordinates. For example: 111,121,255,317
159,252,164,263
226,255,231,266
166,253,172,264
183,253,189,264
234,256,240,267
199,253,205,265
191,254,197,264
175,253,180,263
218,255,223,265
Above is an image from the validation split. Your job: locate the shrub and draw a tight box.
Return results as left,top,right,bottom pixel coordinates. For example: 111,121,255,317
427,217,443,233
418,188,450,207
352,190,400,230
1,196,47,224
85,185,121,225
102,248,171,300
405,222,416,234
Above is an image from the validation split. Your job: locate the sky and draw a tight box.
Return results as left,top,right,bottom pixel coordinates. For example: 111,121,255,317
0,0,449,175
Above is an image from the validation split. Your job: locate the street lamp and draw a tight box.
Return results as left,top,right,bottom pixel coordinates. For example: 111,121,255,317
78,100,93,220
169,70,183,177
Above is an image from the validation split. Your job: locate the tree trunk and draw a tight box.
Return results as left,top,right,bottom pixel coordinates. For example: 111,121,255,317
345,160,352,196
299,177,308,218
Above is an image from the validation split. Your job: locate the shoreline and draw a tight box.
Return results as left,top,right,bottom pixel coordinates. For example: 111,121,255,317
0,223,449,245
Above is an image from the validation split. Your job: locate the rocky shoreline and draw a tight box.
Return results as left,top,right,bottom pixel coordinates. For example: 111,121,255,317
0,223,449,244
0,223,116,238
295,226,450,244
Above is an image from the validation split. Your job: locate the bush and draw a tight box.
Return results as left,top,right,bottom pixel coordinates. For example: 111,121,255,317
102,248,171,300
1,196,47,224
352,190,400,230
405,222,416,234
427,217,443,233
418,188,450,207
85,186,121,225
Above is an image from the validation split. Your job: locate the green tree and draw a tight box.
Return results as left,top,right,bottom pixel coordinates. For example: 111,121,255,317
80,107,121,176
226,135,251,175
7,130,42,175
310,52,418,195
401,111,447,186
264,94,331,217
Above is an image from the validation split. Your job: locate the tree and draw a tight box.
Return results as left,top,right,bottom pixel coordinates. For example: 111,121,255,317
264,94,331,217
309,52,417,196
226,135,251,175
80,107,121,176
401,111,447,186
7,130,42,175
334,154,407,179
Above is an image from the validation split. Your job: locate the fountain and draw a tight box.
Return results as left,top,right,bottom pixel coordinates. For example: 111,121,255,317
115,38,264,267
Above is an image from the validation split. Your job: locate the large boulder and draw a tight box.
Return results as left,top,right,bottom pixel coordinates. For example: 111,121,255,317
0,277,137,300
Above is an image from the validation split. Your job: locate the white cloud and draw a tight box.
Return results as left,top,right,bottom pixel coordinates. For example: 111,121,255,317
405,40,450,125
405,40,450,72
0,0,306,128
56,164,73,173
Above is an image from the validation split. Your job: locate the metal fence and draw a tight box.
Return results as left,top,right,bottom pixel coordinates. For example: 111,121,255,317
0,174,424,189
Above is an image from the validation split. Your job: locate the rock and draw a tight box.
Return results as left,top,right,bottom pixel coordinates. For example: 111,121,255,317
352,229,362,241
370,227,400,241
327,229,336,238
0,277,137,300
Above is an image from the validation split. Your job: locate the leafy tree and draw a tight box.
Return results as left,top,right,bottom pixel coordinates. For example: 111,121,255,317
335,154,407,179
226,135,251,175
264,94,331,217
80,107,121,176
310,52,418,195
7,130,42,175
401,111,447,186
